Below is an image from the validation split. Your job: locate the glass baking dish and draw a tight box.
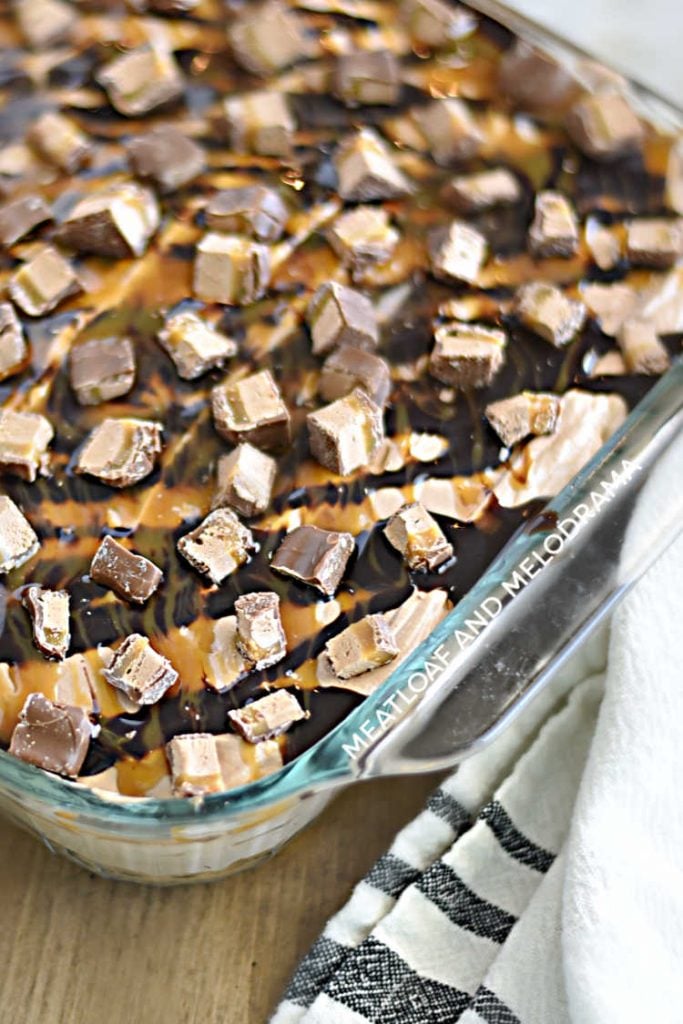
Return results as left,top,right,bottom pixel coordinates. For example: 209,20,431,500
0,0,682,884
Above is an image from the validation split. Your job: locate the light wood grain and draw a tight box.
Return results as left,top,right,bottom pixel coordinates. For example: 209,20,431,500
0,773,443,1024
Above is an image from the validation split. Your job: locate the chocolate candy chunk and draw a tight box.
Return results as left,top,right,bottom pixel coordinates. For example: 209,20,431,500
528,191,579,258
193,233,271,306
229,0,309,77
418,98,482,166
97,47,184,117
27,111,91,174
625,218,682,269
205,185,288,243
90,535,163,604
306,281,378,355
213,443,277,517
429,220,487,284
9,694,90,778
485,391,561,448
499,40,579,113
215,734,282,790
335,128,411,202
402,0,476,46
325,613,398,679
0,496,38,573
235,592,287,670
566,92,643,161
177,508,255,585
158,310,237,380
0,409,53,481
429,321,506,389
212,369,290,450
515,282,586,347
57,183,160,259
0,303,27,381
384,501,453,571
16,0,76,49
334,51,401,108
224,90,296,159
166,734,223,797
103,634,178,705
328,205,399,274
307,387,384,475
0,195,52,247
617,319,670,376
320,347,391,407
75,418,163,488
585,221,620,271
271,525,354,596
228,690,305,743
9,245,81,317
126,126,205,194
444,168,521,214
69,335,136,406
22,585,70,660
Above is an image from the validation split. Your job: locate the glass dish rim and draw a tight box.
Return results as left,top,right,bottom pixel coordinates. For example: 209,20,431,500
0,0,681,827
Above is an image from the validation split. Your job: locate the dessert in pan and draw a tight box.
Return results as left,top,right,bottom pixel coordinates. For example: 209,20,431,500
0,0,680,800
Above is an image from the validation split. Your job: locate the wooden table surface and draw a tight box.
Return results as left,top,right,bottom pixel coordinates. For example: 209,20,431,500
0,772,442,1024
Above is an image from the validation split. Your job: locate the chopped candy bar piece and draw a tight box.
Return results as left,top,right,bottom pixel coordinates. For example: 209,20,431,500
126,126,206,193
580,281,638,337
205,186,288,243
444,167,521,214
320,347,391,407
27,111,91,174
429,321,506,389
166,734,223,797
103,634,178,705
327,205,399,272
98,47,184,117
384,501,453,571
429,220,487,284
235,591,287,670
0,409,53,481
585,220,621,270
212,369,290,450
0,303,27,381
228,690,305,743
69,335,136,406
566,91,644,161
418,98,482,166
0,496,38,573
499,40,579,112
0,194,52,247
90,535,163,604
515,282,586,347
528,190,579,258
75,418,163,488
229,0,309,77
334,50,401,107
193,233,271,305
625,218,682,269
306,281,378,355
16,0,76,49
325,613,398,679
307,387,384,475
224,90,296,158
616,319,671,375
334,128,411,202
157,310,237,380
9,245,80,317
215,734,283,789
271,525,354,596
177,508,255,585
402,0,476,46
9,694,90,778
213,443,277,517
22,585,70,660
57,183,160,259
485,391,561,447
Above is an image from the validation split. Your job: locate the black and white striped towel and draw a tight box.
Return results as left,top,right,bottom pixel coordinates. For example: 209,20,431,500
272,435,683,1024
